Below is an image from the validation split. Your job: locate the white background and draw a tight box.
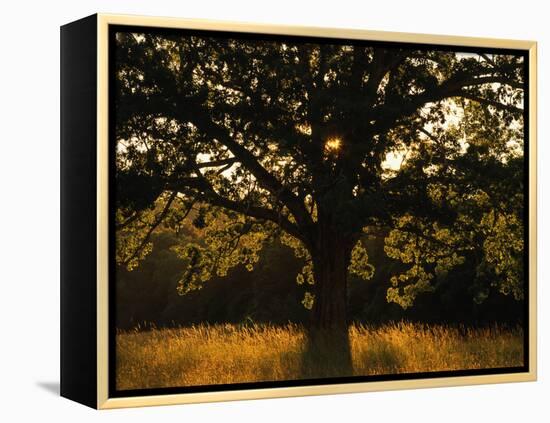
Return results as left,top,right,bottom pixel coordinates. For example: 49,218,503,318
0,0,547,421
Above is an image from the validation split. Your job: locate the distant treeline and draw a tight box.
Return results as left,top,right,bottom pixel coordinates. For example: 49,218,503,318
115,231,524,330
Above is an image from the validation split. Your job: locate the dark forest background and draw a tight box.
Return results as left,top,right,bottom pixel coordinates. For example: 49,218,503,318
116,230,524,330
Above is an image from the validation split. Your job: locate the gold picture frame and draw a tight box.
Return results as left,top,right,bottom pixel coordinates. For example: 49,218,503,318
60,13,537,409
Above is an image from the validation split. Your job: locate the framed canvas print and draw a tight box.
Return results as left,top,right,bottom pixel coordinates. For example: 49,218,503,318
60,13,537,409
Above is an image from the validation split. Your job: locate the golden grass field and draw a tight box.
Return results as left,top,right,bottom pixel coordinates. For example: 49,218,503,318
116,322,524,390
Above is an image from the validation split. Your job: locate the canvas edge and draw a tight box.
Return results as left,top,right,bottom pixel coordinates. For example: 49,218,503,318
60,13,99,409
97,13,109,410
527,41,537,382
95,13,538,409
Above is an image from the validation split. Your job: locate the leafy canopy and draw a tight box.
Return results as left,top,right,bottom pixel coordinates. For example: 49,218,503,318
114,30,525,309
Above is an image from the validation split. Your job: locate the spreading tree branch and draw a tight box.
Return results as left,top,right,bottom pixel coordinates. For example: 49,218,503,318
458,92,524,114
196,157,239,169
182,105,315,236
122,191,178,267
166,176,307,245
371,73,523,135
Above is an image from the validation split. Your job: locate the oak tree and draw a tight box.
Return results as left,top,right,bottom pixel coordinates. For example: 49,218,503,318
114,30,525,369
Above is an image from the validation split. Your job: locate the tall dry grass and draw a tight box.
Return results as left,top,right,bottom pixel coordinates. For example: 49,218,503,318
116,322,523,390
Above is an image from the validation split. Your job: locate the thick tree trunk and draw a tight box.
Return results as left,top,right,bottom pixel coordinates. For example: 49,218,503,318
302,225,355,378
311,243,351,331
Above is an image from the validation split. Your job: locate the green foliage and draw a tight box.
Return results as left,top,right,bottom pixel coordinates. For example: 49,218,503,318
171,207,271,294
115,193,176,270
383,98,525,308
280,232,314,289
384,215,462,308
302,292,315,310
348,240,375,281
479,210,524,300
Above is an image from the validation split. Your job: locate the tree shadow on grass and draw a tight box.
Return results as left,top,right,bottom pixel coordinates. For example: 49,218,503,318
300,328,354,379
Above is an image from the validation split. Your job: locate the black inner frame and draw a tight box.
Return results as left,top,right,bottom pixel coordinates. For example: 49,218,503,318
108,24,530,399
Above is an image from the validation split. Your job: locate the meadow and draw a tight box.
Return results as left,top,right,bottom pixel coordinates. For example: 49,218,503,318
116,322,524,390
